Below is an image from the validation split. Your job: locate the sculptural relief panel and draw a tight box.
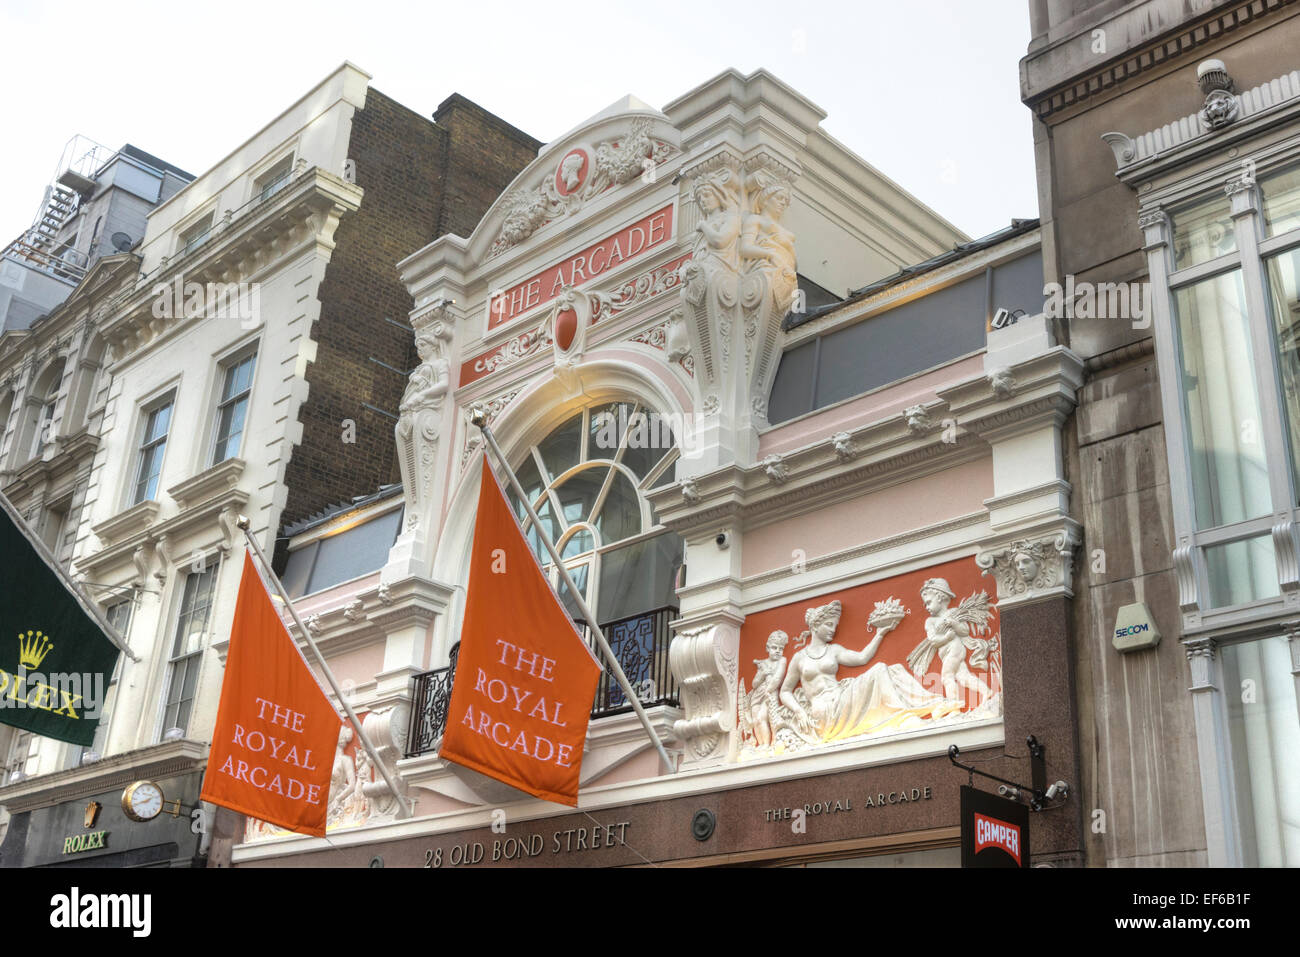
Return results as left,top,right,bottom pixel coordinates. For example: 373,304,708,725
735,556,1002,762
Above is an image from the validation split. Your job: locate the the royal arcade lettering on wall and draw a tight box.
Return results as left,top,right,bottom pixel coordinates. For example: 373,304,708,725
763,786,934,822
486,204,674,331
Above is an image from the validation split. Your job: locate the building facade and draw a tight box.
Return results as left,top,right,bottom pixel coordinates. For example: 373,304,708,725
1023,0,1300,866
1,140,194,334
226,70,1087,869
0,63,538,868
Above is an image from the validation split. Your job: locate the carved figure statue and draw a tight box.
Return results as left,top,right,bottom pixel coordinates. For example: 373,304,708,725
778,600,958,744
740,169,798,315
906,579,997,707
398,324,450,421
687,169,743,290
742,630,789,748
343,743,372,825
327,724,356,824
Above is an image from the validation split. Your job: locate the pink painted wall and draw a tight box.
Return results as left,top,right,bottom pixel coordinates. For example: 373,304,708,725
740,456,992,578
584,746,662,789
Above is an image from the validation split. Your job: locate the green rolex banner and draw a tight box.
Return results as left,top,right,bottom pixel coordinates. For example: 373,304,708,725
0,494,123,747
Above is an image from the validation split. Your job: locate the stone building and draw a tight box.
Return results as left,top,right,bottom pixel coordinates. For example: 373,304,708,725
0,63,537,867
1022,0,1300,865
224,70,1083,869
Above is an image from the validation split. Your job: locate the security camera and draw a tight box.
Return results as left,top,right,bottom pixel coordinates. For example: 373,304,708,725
991,307,1011,329
1045,780,1070,801
715,531,731,549
997,784,1020,800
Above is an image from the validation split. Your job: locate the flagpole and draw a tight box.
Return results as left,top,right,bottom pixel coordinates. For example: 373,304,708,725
0,490,138,661
235,516,412,820
471,407,678,775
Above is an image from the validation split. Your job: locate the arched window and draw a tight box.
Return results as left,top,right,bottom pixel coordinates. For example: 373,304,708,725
504,400,683,627
0,388,14,463
22,364,62,463
66,334,108,432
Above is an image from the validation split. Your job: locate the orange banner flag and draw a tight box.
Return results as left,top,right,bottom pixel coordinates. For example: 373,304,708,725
439,465,601,806
200,552,343,837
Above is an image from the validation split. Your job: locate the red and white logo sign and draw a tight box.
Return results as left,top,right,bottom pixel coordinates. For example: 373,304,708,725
973,812,1021,865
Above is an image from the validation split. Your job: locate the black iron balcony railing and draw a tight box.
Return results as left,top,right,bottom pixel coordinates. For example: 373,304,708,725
407,643,459,759
405,605,679,759
579,605,679,719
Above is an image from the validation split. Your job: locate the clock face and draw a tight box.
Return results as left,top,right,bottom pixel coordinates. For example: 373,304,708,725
124,781,164,822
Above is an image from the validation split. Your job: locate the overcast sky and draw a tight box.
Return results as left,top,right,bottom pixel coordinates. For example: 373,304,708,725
1,0,1036,251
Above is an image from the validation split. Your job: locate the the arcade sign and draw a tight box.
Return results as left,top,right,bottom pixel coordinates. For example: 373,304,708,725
487,204,674,330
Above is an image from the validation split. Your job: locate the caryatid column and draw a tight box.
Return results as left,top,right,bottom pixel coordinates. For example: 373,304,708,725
676,151,800,475
666,151,800,766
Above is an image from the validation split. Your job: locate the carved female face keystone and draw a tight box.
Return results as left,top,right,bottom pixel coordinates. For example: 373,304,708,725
1013,551,1041,583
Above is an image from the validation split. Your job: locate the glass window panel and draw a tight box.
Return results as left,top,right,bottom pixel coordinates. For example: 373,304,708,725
1265,249,1300,502
768,339,818,424
1171,196,1237,270
1220,635,1300,866
146,403,172,443
222,355,255,400
555,563,589,622
524,498,563,564
172,563,218,657
303,508,404,595
1204,536,1279,608
588,402,636,459
536,412,582,480
561,526,594,560
591,470,642,543
164,656,198,734
135,443,165,502
555,466,607,528
508,456,545,523
620,410,674,481
1173,271,1270,528
214,397,248,462
106,599,132,636
596,531,683,623
1261,164,1300,238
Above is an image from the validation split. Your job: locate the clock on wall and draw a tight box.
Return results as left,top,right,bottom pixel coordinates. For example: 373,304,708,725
121,780,165,823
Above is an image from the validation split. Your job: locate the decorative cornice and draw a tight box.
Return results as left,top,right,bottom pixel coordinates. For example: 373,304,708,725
2,434,99,499
0,738,208,814
79,485,249,578
90,499,160,547
975,523,1081,607
1102,66,1300,172
487,117,679,260
166,457,245,510
1083,336,1155,374
1028,0,1296,121
100,168,362,364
